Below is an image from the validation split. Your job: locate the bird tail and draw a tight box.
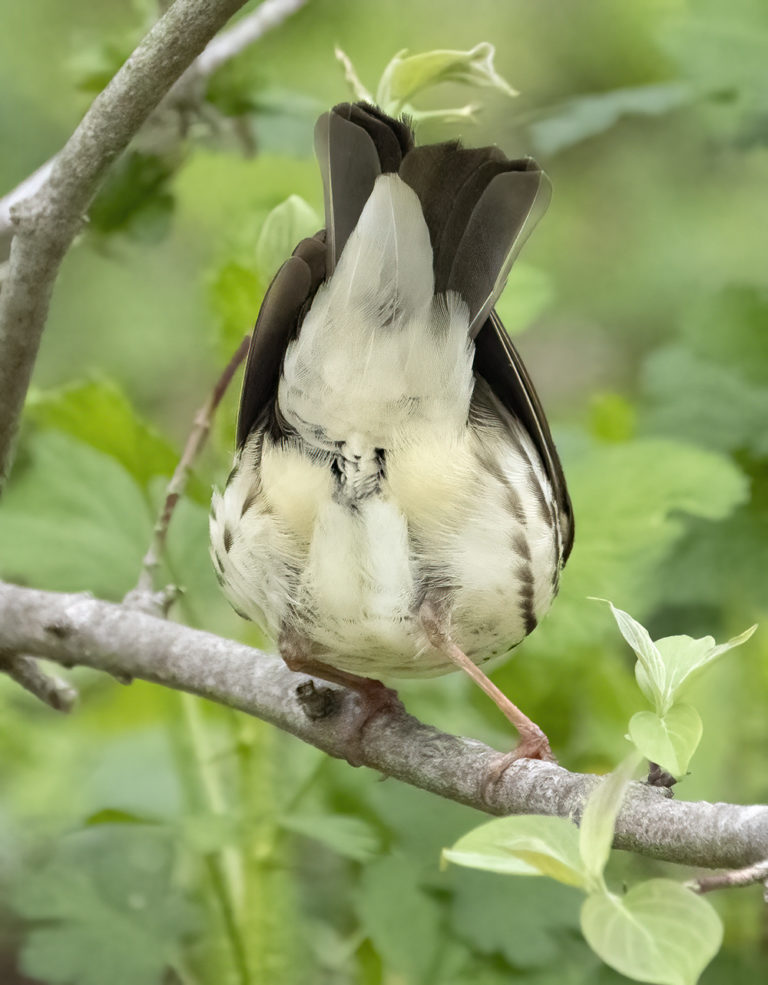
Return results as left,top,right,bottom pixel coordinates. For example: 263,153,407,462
314,102,550,334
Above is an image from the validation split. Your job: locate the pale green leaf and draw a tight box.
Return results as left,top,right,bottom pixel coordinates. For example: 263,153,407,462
578,752,642,890
443,815,585,888
376,43,516,115
628,705,703,778
581,880,722,985
595,600,667,712
655,625,757,701
255,194,321,284
495,264,555,336
279,813,381,862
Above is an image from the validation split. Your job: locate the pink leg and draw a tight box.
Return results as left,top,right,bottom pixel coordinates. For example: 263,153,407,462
420,599,555,764
279,629,403,765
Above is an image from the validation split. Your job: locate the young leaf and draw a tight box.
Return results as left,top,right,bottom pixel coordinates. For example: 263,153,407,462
655,626,757,701
578,752,642,891
443,815,585,888
255,195,321,284
593,600,668,712
581,879,722,985
628,705,703,778
376,43,517,116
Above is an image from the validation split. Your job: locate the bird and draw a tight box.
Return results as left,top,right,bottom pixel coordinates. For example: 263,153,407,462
210,101,573,763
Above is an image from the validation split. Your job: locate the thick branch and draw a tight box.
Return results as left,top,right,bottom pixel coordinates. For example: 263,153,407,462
0,0,256,488
1,579,766,871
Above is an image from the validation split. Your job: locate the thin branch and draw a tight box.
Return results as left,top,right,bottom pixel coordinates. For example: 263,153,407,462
196,0,309,77
0,649,77,712
0,0,311,257
687,859,768,895
135,333,250,595
0,0,309,490
1,578,767,872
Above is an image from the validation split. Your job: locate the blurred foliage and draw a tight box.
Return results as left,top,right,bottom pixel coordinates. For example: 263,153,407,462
1,0,768,983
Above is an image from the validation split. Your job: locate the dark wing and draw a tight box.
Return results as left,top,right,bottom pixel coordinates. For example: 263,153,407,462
474,309,574,561
236,235,325,447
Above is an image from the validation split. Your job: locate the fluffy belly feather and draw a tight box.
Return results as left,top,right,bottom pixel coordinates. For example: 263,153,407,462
210,412,560,680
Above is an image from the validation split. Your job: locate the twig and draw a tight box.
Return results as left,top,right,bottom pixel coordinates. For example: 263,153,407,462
0,0,308,489
2,578,768,873
0,649,77,712
0,0,311,259
334,46,374,104
196,0,309,77
687,859,768,896
134,333,250,596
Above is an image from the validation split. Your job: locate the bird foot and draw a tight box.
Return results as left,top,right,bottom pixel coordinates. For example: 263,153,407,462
482,729,557,805
339,678,404,766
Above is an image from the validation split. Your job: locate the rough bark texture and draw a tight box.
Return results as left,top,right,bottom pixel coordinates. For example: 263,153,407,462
2,579,766,871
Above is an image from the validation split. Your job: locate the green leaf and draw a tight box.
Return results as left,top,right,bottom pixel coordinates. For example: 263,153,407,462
590,392,637,443
527,439,748,654
662,0,768,114
530,83,691,156
450,869,581,969
0,431,150,598
26,379,184,496
628,705,703,778
208,260,265,356
357,855,441,983
376,43,517,115
255,195,321,284
279,813,381,862
495,264,555,336
680,286,768,386
88,151,176,242
581,879,722,985
655,625,756,701
578,753,642,890
444,815,586,888
12,827,198,985
595,600,667,711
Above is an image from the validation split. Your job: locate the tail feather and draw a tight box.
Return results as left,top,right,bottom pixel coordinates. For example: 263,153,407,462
314,103,413,273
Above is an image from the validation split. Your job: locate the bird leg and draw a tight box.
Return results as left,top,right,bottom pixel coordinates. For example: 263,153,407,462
419,599,555,765
278,628,403,765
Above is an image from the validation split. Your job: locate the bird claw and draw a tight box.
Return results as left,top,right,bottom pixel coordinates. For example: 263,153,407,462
481,731,557,805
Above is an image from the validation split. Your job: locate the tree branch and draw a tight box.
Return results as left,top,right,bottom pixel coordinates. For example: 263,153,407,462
0,0,309,490
0,0,311,258
1,578,766,871
0,649,77,712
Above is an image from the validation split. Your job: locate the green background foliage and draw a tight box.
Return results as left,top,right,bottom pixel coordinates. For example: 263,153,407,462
1,0,767,982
